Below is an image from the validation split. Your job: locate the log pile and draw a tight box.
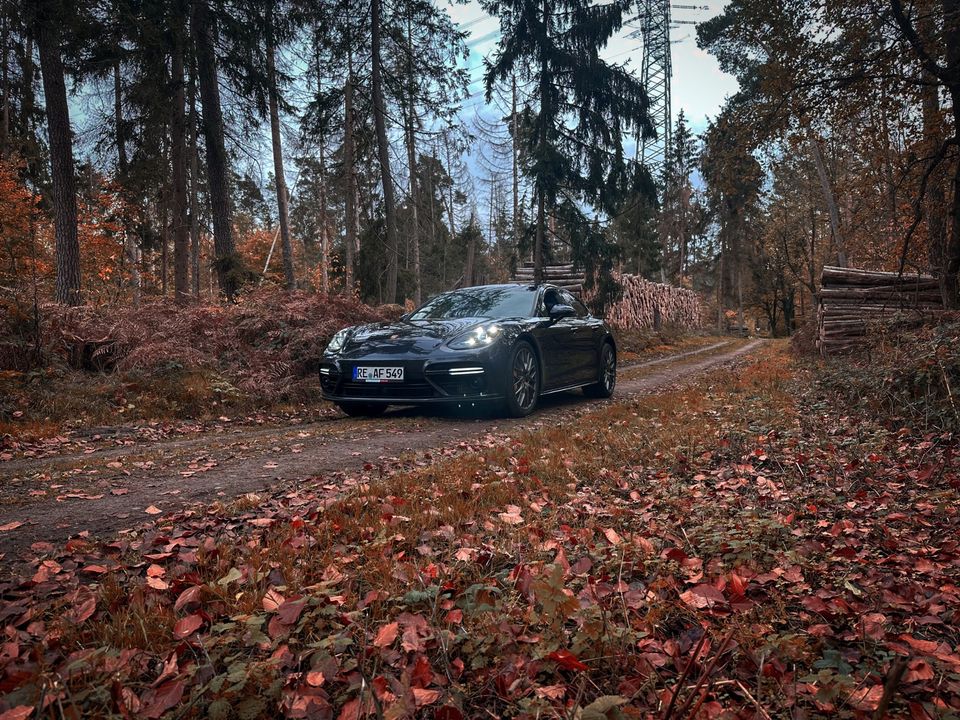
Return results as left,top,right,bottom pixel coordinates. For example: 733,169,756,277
817,266,944,355
511,263,587,295
602,273,703,330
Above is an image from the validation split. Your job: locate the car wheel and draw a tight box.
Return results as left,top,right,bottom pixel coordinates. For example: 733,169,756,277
584,342,616,398
338,402,388,417
504,341,540,417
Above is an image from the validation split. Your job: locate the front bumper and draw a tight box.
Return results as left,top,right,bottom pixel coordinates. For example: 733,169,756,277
319,355,505,405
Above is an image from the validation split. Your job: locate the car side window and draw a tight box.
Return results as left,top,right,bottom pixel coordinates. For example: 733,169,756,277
540,288,562,316
561,290,589,318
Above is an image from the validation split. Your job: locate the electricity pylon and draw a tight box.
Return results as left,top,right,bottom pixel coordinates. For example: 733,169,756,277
639,0,671,173
631,3,707,175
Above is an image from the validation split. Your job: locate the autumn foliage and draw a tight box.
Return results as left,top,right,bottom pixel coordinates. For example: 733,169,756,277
0,290,402,433
1,347,958,718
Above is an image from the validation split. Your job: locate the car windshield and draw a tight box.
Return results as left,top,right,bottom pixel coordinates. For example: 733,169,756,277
409,287,536,320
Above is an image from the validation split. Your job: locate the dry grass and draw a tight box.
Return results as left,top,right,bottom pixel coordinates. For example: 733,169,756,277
3,343,956,718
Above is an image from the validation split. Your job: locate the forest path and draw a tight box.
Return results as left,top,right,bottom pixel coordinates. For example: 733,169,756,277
0,339,763,558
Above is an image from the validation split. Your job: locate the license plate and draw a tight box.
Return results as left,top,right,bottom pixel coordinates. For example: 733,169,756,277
353,366,404,383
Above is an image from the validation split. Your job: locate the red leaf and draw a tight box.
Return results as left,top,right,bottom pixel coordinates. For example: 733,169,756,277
0,708,34,720
173,614,203,639
262,587,285,612
146,576,170,591
305,671,326,687
140,679,185,719
277,597,306,625
434,708,464,720
547,649,588,671
0,521,24,532
174,585,203,612
603,528,622,546
374,621,399,648
67,596,97,624
905,659,935,683
680,584,727,609
848,684,884,711
413,688,442,708
412,655,433,687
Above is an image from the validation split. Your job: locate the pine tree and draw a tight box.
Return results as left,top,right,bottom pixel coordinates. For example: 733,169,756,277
482,0,653,289
30,0,82,305
191,0,244,300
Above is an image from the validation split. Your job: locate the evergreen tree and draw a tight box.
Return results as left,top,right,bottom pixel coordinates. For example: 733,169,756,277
482,0,654,292
29,0,83,305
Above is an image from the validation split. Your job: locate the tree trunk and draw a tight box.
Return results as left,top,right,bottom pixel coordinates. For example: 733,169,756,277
36,7,81,305
113,59,140,305
313,31,329,294
113,61,127,175
266,7,295,291
318,140,330,293
343,59,357,294
464,215,476,286
533,0,550,286
371,0,399,303
716,241,724,331
443,132,456,245
941,0,960,308
188,54,201,297
192,0,242,301
2,14,11,156
807,132,846,267
171,13,190,304
404,18,421,305
511,74,520,252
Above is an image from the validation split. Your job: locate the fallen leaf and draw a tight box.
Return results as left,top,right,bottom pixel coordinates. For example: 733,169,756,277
173,614,203,639
374,621,399,648
412,688,442,707
0,707,34,720
547,649,588,672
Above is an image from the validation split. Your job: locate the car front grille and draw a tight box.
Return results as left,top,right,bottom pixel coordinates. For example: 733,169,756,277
338,380,437,399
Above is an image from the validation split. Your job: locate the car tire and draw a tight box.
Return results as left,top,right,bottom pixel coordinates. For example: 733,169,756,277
584,341,616,398
504,340,540,417
338,402,388,417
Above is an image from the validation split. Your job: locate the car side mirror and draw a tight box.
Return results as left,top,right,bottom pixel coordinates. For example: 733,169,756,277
549,304,575,321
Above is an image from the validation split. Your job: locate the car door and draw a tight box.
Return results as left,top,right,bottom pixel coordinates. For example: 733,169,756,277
560,290,601,382
534,287,578,389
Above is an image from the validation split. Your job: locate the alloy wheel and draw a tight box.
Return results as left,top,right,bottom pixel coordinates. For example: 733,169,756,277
602,345,616,392
512,346,538,410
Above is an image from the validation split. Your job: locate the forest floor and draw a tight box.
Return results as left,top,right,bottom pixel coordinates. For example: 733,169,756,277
2,335,958,720
0,338,751,557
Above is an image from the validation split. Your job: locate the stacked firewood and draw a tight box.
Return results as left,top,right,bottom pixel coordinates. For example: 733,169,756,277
604,273,702,330
511,263,587,295
817,266,944,355
512,265,702,329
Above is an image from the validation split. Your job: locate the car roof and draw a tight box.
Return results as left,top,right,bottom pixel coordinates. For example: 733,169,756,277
454,283,557,292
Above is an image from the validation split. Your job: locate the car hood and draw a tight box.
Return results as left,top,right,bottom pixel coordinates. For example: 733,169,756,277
338,318,491,357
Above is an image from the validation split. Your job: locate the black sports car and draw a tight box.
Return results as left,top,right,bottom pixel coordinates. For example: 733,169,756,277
319,283,617,417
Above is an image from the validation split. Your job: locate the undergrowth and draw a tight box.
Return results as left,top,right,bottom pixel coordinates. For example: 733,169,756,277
2,345,957,718
816,321,960,432
0,290,402,434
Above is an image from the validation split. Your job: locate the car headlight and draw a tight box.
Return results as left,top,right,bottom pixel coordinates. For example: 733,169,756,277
325,328,351,355
448,323,501,350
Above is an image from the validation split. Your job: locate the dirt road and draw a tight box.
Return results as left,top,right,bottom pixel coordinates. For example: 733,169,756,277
0,339,763,558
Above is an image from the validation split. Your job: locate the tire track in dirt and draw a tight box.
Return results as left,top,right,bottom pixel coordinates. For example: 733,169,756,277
0,339,762,559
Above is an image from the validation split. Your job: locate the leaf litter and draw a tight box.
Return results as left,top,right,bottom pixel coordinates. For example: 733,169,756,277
0,345,957,718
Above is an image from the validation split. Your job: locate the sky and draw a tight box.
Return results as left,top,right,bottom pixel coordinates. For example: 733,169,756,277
441,0,739,135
